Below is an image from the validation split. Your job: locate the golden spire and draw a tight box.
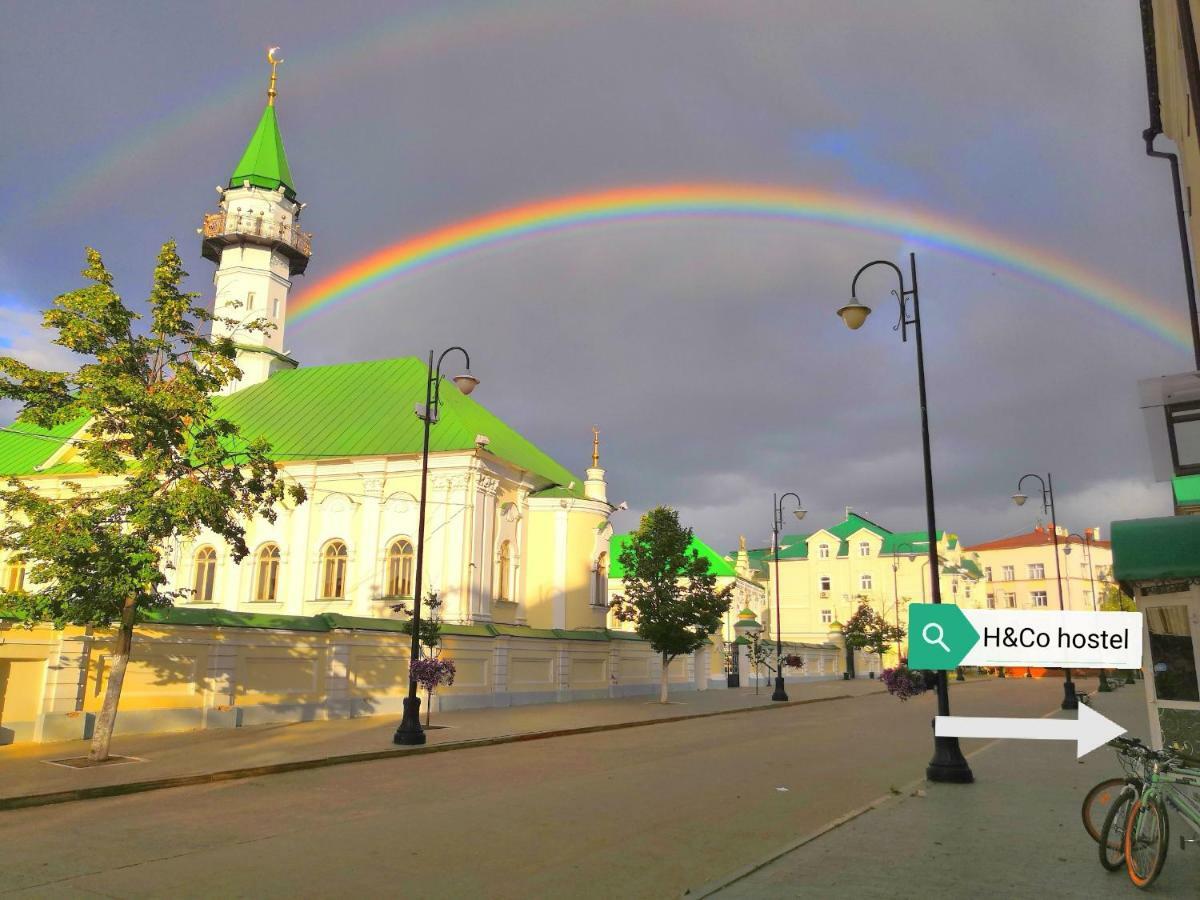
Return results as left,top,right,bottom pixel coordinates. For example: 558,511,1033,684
739,535,746,552
592,425,600,468
267,47,282,107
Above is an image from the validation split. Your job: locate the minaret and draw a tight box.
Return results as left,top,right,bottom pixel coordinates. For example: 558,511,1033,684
200,47,310,394
584,425,608,503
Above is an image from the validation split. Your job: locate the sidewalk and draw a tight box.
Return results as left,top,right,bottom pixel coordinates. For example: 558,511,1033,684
711,683,1200,898
0,678,891,810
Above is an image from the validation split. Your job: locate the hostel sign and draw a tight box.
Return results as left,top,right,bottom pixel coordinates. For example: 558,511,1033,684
907,604,1142,671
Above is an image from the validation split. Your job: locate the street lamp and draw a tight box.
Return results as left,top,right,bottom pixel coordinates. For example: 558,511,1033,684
891,541,918,662
837,252,974,785
1012,472,1076,711
394,347,479,746
771,492,806,701
1065,530,1110,692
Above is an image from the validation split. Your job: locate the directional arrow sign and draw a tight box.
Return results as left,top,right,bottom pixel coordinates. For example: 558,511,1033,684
907,604,1142,671
935,704,1127,758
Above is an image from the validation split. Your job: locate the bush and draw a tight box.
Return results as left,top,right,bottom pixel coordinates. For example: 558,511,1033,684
880,666,931,701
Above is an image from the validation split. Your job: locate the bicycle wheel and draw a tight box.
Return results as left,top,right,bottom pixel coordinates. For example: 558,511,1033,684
1098,786,1136,871
1082,777,1127,842
1125,796,1169,888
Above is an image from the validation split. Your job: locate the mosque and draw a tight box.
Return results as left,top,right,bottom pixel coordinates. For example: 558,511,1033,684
0,54,781,743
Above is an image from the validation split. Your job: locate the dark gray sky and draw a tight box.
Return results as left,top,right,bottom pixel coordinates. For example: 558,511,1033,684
0,0,1189,551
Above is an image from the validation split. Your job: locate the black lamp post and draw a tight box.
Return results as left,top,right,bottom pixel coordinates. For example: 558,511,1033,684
837,252,974,784
771,492,807,701
394,347,479,746
891,541,917,663
1012,472,1076,711
1066,530,1110,692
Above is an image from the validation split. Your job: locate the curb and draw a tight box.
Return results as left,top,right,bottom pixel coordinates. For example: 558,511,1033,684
0,689,884,812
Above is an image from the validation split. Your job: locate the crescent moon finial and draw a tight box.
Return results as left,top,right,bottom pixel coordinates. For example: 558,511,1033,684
266,47,282,106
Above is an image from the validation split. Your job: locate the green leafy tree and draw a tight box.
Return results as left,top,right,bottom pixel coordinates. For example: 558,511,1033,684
610,507,733,702
1099,583,1136,612
0,244,304,762
843,598,905,674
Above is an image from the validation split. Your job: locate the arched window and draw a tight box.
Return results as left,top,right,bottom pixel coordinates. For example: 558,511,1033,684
255,544,281,602
193,546,216,603
322,541,348,599
818,543,830,559
3,559,26,593
594,551,609,607
497,541,512,601
386,539,414,598
858,541,871,557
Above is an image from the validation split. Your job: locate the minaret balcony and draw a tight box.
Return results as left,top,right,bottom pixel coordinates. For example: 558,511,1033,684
201,211,312,275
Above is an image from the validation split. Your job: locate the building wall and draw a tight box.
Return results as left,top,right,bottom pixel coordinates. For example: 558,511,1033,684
0,616,707,745
766,530,977,667
970,535,1114,614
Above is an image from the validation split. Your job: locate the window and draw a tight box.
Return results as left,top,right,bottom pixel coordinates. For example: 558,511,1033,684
3,559,25,593
593,551,608,606
1031,591,1048,608
859,573,872,590
1166,400,1200,476
965,586,972,599
193,546,216,603
1146,605,1199,702
1007,592,1016,609
1028,563,1045,579
246,291,256,310
986,593,995,609
321,541,348,599
818,543,830,559
1001,565,1015,581
255,544,281,602
386,539,414,598
858,541,870,557
985,567,992,581
497,540,512,601
819,575,831,592
273,297,280,318
821,609,832,624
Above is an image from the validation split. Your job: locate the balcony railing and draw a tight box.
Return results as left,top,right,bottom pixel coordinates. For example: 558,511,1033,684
202,211,312,257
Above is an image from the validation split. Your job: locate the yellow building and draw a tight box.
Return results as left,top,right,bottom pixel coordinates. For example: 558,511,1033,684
963,526,1114,614
753,512,982,673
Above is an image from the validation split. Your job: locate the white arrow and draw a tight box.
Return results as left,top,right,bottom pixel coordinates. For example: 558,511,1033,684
935,704,1126,758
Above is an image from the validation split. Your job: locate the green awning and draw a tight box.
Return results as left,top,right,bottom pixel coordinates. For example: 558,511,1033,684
1111,516,1200,582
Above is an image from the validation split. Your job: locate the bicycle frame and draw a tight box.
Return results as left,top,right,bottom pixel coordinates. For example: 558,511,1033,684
1143,761,1200,837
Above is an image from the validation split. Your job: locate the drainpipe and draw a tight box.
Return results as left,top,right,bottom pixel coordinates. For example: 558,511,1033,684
1141,0,1200,369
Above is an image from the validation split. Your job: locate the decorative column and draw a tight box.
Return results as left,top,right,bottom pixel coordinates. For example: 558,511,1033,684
356,475,384,615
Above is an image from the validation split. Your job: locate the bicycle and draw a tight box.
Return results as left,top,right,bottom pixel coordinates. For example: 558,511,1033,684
1081,736,1146,843
1089,738,1154,872
1124,747,1200,888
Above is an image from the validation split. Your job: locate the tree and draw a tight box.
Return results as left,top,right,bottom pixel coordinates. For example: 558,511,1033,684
393,589,453,726
843,598,905,674
0,244,304,762
1099,583,1136,612
610,507,733,702
745,631,771,695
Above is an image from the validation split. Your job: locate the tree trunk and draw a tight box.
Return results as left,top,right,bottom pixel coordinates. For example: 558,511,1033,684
87,597,136,763
660,652,670,703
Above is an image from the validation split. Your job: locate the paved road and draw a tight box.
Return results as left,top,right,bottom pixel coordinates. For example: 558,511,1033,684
0,680,1069,898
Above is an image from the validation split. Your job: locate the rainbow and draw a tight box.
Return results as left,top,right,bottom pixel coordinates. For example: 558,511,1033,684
22,0,596,224
288,183,1193,351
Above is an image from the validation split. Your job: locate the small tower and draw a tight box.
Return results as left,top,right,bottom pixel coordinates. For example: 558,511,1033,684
584,425,608,503
201,48,311,394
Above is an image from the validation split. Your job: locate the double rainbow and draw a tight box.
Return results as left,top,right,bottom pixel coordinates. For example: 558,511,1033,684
288,183,1192,351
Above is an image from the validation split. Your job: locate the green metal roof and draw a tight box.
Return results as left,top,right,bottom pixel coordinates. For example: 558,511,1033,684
229,104,296,198
777,535,810,560
214,357,578,487
609,531,736,579
879,531,932,555
1175,475,1200,508
0,415,89,476
1112,516,1200,582
828,513,890,540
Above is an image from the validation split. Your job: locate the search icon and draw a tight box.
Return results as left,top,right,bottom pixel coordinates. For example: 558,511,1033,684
923,622,950,653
